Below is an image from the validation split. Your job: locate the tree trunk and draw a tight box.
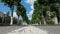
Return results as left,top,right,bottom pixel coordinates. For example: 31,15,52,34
54,16,58,24
52,16,58,24
42,15,46,25
40,22,41,25
10,16,13,25
10,7,13,25
17,16,19,25
2,17,4,24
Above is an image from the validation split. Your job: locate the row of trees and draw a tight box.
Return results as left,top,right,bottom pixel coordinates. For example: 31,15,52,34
0,0,29,25
0,0,60,25
31,0,60,25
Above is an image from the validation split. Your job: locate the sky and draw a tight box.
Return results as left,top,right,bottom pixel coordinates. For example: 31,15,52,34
0,0,36,20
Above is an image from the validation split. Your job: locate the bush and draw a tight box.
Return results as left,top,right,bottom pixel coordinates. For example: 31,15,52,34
46,19,54,25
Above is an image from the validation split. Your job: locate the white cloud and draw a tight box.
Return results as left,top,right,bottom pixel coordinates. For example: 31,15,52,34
25,0,35,10
28,5,34,20
30,4,34,15
27,10,33,20
30,10,33,14
31,4,34,10
27,13,31,20
25,0,35,5
25,0,36,20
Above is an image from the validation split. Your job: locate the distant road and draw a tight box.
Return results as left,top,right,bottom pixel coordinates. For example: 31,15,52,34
0,26,60,34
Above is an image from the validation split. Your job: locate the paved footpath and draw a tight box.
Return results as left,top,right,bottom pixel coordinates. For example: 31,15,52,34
0,26,60,34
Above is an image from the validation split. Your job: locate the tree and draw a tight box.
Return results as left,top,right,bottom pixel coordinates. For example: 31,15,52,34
21,5,29,24
32,0,59,25
16,2,29,25
1,0,21,25
56,0,60,23
32,0,47,25
39,0,59,24
49,0,59,24
16,3,21,25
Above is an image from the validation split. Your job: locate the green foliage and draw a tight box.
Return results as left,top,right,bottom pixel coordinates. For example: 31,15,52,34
16,2,29,24
1,0,21,8
16,9,21,17
20,5,29,24
30,0,59,25
0,0,59,25
0,0,22,25
31,0,47,25
46,18,54,25
21,12,29,24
